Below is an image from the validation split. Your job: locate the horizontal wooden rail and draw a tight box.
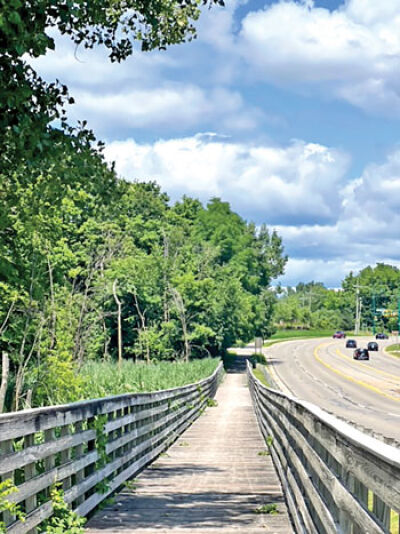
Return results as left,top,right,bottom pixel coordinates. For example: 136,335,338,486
247,361,400,534
0,362,223,533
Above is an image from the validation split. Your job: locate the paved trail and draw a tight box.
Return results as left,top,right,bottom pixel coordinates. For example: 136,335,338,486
86,370,293,533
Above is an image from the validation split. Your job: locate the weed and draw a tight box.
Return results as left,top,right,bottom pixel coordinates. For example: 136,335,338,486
179,441,189,447
258,450,270,456
254,503,279,515
0,479,25,533
206,398,218,407
38,484,86,533
266,435,274,448
124,479,138,492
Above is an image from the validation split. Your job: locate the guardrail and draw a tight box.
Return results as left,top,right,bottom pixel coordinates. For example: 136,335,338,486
247,361,400,534
0,362,223,533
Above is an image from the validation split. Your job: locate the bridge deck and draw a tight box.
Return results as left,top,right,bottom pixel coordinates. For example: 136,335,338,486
86,369,293,533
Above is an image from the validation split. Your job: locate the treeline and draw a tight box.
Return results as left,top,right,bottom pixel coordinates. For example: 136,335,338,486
0,133,286,411
273,263,400,332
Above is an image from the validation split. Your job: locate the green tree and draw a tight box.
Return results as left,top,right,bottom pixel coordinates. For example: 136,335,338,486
1,0,224,168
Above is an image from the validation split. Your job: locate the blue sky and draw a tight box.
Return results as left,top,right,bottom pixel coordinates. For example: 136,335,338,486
31,0,400,287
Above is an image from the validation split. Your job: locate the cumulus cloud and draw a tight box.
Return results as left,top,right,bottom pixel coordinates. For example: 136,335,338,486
278,258,368,288
70,85,262,136
238,0,400,115
104,134,349,225
275,144,400,284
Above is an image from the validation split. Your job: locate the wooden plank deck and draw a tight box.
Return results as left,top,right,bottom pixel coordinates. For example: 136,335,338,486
86,369,293,533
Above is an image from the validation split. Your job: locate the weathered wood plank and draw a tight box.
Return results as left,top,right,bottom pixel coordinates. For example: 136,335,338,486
0,429,96,475
259,392,386,534
248,363,400,534
1,362,223,533
256,378,400,512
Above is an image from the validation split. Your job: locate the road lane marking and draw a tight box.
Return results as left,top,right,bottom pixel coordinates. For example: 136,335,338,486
314,342,400,403
335,348,400,381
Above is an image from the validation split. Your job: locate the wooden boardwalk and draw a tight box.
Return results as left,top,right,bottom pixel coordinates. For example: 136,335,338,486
86,369,293,533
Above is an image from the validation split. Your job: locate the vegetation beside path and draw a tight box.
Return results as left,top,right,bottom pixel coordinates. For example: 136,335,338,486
47,358,221,406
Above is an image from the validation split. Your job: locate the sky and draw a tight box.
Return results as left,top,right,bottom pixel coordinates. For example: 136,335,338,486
30,0,400,287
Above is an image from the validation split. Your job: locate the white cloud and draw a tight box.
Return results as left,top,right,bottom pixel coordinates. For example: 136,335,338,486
104,134,349,225
70,85,260,135
238,0,400,115
278,258,368,287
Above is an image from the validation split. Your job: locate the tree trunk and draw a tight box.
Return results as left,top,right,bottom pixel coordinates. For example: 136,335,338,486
0,352,9,413
113,280,122,369
170,287,191,362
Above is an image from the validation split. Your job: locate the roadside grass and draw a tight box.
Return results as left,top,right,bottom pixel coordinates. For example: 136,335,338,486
79,358,220,400
270,329,334,339
264,329,372,346
253,368,270,387
386,343,400,358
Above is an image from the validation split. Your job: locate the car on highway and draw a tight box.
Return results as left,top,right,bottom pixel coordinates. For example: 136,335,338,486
345,339,357,348
353,348,369,360
375,333,388,340
367,341,378,351
333,331,346,339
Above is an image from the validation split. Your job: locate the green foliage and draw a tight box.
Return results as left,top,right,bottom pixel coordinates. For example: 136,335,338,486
0,479,25,533
38,485,86,533
1,3,288,410
254,503,279,515
272,265,400,337
0,0,224,169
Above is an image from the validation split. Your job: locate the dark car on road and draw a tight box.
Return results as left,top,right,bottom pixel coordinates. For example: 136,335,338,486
376,333,388,340
353,348,369,360
367,341,378,351
333,331,346,339
346,339,357,348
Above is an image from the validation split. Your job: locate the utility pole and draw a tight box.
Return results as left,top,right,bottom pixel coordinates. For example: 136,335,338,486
372,293,376,335
353,283,368,335
398,294,400,339
355,287,360,335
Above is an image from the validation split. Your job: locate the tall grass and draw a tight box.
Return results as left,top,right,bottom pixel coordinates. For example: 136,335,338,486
79,358,220,400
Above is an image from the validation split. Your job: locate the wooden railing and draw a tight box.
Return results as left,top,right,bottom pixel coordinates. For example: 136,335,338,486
0,362,223,533
247,362,400,534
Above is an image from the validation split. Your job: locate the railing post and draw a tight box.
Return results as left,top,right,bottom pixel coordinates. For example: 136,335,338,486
1,439,15,527
24,433,37,534
352,479,369,534
373,494,391,530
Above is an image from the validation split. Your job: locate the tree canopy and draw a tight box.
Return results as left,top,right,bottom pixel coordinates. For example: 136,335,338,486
0,0,224,168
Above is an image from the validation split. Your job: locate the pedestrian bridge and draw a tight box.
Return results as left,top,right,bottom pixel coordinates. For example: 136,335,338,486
0,354,399,533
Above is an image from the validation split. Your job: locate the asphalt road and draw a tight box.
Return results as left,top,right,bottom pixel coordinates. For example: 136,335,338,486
264,337,400,442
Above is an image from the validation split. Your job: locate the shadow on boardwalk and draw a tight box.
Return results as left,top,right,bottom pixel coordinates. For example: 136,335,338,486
88,489,287,532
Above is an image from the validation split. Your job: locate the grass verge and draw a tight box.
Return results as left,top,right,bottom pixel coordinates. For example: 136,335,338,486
253,368,270,387
264,329,372,346
386,343,400,358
